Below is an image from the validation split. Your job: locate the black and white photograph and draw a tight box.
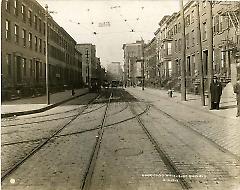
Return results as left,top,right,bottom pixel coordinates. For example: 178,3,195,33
1,0,240,189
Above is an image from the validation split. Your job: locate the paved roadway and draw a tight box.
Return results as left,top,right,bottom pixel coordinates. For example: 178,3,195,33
1,88,240,190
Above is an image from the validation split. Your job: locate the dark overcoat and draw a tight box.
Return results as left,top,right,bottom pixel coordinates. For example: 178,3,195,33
210,81,222,103
234,81,240,107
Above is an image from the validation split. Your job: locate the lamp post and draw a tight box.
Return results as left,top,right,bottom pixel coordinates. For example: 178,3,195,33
45,4,50,105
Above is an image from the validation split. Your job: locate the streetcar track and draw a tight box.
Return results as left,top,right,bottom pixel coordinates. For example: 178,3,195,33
145,113,233,179
81,91,113,190
1,94,101,182
129,103,191,190
1,103,106,128
2,104,150,147
150,104,240,162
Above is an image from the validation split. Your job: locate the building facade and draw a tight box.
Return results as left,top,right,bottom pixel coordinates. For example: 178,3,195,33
143,37,157,87
106,62,123,81
123,40,144,86
155,0,240,91
1,0,83,100
75,43,97,85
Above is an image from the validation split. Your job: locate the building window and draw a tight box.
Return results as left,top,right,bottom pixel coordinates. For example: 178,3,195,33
43,41,46,55
28,10,32,26
28,32,32,49
22,29,26,47
23,58,27,76
168,61,172,77
185,15,190,26
5,20,10,40
14,24,19,43
175,40,178,53
221,50,226,68
14,0,18,16
178,22,181,31
39,18,42,33
167,42,172,55
43,22,46,35
40,62,42,76
5,0,10,12
34,15,38,30
192,30,195,46
178,39,182,52
21,4,26,22
219,15,223,32
29,59,33,77
35,36,38,51
186,33,189,48
6,54,12,76
203,22,207,40
191,10,195,23
174,24,178,34
214,15,219,33
192,55,196,76
39,38,42,53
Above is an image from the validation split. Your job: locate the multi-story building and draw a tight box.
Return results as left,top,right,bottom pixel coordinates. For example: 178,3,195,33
156,0,240,91
106,62,123,81
143,37,157,87
123,40,144,86
75,43,97,85
1,0,82,100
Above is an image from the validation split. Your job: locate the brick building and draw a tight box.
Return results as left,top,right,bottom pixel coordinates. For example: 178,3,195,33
1,0,83,100
155,0,240,92
143,37,157,87
75,43,97,86
123,40,144,86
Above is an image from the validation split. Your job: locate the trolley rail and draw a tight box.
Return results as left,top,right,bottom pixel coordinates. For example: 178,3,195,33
129,103,191,190
1,94,100,182
81,92,113,190
150,104,240,162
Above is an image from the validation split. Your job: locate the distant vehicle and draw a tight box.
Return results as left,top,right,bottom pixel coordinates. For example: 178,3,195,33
119,81,123,87
103,80,110,88
111,80,119,87
89,78,101,92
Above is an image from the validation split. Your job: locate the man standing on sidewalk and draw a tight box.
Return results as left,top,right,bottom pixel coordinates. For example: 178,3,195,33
233,76,240,117
210,76,222,110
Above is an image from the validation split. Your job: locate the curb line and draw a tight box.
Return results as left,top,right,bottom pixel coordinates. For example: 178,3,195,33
1,91,89,118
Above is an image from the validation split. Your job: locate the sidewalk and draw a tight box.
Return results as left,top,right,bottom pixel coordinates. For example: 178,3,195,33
129,83,239,120
1,88,89,117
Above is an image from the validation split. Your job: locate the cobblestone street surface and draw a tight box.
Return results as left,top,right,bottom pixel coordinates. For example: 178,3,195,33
1,88,240,190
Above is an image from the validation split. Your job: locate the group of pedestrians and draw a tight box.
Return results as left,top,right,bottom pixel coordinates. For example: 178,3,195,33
210,75,240,117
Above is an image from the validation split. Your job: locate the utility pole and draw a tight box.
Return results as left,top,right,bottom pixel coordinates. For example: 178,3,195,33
196,0,205,106
207,0,213,109
141,39,145,90
180,0,186,101
45,4,50,105
85,49,90,88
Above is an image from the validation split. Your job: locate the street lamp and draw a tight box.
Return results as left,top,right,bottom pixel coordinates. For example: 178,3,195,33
45,4,50,105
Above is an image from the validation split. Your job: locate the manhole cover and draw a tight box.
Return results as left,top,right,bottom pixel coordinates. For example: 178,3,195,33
115,147,143,157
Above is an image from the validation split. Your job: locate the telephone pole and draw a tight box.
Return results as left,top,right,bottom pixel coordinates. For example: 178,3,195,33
196,0,205,106
142,39,145,91
180,0,186,101
45,4,50,105
207,0,214,109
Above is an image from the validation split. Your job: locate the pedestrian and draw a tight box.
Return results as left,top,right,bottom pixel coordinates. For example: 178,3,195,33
233,76,240,117
210,76,222,110
71,86,75,96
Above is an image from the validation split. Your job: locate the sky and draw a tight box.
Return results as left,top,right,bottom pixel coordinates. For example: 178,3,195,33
37,0,186,68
